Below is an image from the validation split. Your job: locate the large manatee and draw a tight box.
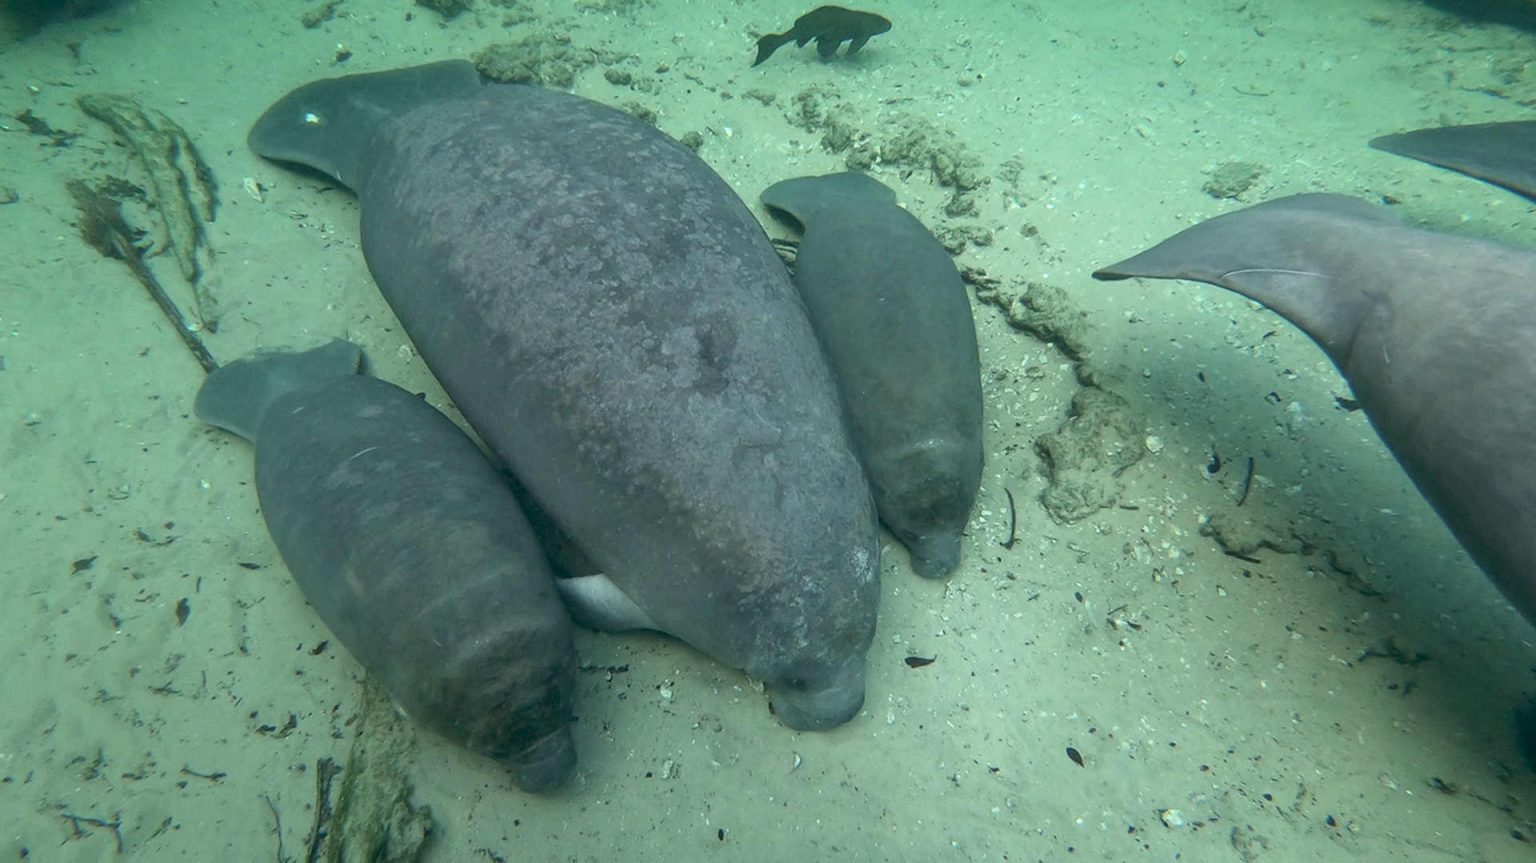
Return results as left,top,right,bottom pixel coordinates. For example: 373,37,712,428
248,62,880,730
1094,194,1536,627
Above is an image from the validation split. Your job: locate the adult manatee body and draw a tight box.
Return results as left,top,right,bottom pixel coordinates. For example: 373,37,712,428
249,62,880,730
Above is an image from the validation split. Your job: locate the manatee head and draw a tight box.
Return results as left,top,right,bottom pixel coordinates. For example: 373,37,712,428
505,726,577,794
753,541,879,732
873,441,979,579
767,652,869,731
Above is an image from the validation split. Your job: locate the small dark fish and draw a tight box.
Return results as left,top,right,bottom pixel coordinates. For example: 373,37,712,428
753,6,892,67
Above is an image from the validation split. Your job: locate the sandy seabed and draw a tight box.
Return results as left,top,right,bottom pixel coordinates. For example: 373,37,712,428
1,0,1534,860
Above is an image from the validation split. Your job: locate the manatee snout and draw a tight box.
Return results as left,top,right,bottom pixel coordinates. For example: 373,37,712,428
508,727,578,794
896,530,963,579
874,443,980,579
769,655,867,731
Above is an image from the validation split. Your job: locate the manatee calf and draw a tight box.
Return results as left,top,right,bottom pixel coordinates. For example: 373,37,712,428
1093,194,1536,627
248,62,880,730
196,341,578,792
762,172,983,578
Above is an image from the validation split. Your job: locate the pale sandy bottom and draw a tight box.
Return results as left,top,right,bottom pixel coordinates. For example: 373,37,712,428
1,0,1533,860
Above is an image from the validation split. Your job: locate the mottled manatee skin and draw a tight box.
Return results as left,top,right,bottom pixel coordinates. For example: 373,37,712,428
762,172,983,578
255,66,881,729
210,362,578,792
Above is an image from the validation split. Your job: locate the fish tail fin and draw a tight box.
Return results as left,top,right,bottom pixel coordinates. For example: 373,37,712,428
753,32,792,66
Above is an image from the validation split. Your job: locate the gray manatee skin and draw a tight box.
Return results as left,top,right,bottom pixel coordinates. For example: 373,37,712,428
761,172,983,578
1095,194,1536,628
248,62,881,731
195,341,578,793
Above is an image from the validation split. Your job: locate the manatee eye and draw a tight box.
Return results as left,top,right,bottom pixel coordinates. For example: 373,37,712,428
303,111,323,126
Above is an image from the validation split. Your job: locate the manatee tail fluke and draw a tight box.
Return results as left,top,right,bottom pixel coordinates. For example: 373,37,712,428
1092,194,1395,361
753,32,793,66
247,60,483,189
194,340,363,443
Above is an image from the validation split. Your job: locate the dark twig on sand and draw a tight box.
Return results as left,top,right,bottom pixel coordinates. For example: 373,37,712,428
1001,488,1018,549
60,811,125,854
67,179,218,373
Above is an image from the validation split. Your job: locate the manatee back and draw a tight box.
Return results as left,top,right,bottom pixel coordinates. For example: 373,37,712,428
348,82,881,723
763,171,983,578
253,372,579,792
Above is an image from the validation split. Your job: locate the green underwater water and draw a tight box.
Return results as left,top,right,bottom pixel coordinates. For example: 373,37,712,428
0,1,1533,860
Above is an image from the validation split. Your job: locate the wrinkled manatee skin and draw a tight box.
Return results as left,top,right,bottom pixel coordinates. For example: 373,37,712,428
762,172,983,578
252,65,881,730
202,354,579,792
